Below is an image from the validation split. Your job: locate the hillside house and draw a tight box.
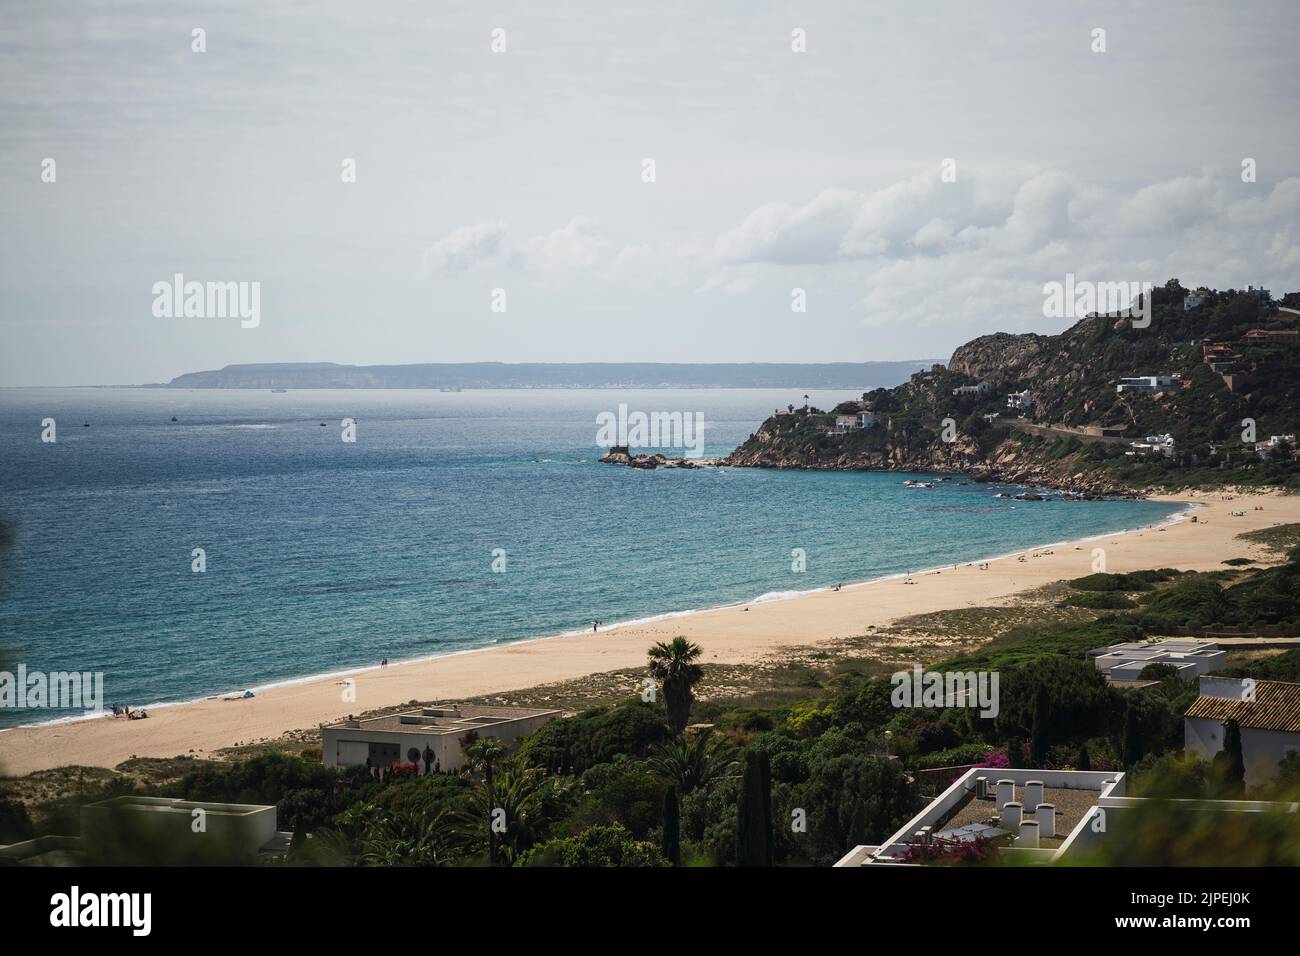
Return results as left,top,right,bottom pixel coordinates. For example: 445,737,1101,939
1116,375,1177,394
1184,677,1300,788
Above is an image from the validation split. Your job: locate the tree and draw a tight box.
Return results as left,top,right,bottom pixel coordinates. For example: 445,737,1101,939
647,637,705,735
358,808,454,867
794,732,919,866
519,824,669,867
662,786,681,866
1030,684,1050,767
647,729,737,794
737,749,773,867
1076,743,1091,771
1215,719,1246,797
451,759,573,864
1122,704,1143,769
463,736,509,865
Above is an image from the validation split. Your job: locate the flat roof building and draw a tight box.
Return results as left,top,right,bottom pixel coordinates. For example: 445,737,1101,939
835,766,1298,867
321,703,562,774
1090,638,1225,683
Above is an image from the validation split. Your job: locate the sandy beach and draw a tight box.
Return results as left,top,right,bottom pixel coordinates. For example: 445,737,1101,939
2,490,1296,777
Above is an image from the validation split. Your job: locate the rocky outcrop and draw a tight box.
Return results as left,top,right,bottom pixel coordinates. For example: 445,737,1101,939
599,446,722,469
947,332,1051,386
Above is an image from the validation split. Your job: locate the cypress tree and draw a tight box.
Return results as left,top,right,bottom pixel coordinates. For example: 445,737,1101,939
1122,704,1143,769
1076,743,1091,771
737,749,773,866
662,786,681,866
1218,718,1246,797
1030,685,1050,767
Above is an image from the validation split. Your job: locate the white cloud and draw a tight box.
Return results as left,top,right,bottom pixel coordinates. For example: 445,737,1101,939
422,221,506,273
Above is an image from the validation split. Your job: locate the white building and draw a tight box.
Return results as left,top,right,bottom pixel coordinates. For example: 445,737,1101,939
1090,638,1225,683
1184,289,1210,310
1,796,289,865
1116,375,1177,394
833,412,876,432
952,383,991,396
321,703,562,774
1006,390,1033,410
835,766,1297,867
1184,677,1300,788
1254,434,1295,460
1127,434,1176,458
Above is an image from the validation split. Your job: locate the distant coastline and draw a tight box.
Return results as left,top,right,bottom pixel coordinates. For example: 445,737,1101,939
160,360,941,391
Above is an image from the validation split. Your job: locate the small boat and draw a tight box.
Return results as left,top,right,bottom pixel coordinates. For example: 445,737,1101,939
902,479,933,489
271,388,287,393
171,416,178,422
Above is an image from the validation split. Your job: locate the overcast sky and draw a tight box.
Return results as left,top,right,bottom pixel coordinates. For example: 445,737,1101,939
1,0,1297,385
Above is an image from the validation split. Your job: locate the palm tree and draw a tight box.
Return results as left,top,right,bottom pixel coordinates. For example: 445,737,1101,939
647,637,705,735
647,730,737,794
358,808,454,867
462,736,509,865
452,759,573,863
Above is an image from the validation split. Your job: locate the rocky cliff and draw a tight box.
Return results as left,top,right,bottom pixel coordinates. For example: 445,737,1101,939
717,280,1300,493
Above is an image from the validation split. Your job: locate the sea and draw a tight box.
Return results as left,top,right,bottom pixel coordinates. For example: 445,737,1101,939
0,387,1185,729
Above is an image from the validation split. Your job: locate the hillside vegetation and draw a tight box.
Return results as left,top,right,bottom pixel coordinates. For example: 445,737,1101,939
726,281,1300,492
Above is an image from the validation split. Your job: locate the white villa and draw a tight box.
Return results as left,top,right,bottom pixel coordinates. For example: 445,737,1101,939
1090,638,1225,683
1116,375,1178,394
1127,433,1176,458
1006,390,1033,410
833,412,877,432
1184,677,1300,788
1184,289,1210,310
952,383,992,396
321,703,562,774
1255,434,1296,460
835,766,1298,867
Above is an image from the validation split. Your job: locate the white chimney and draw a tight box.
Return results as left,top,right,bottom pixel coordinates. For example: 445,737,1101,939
1024,780,1044,808
974,776,989,798
1002,801,1023,831
1036,803,1056,838
996,779,1015,809
1017,820,1040,848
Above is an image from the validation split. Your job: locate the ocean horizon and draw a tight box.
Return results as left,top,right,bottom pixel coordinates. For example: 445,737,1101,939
0,387,1183,729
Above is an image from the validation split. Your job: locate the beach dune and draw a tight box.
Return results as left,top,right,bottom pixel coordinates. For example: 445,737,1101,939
2,492,1295,777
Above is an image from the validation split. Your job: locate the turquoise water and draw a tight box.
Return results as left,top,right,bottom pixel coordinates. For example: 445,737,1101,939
0,388,1182,728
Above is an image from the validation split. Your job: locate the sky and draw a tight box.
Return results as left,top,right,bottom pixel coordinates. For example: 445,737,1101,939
1,0,1297,386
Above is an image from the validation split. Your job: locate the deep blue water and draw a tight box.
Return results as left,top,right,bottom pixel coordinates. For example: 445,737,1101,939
0,388,1181,728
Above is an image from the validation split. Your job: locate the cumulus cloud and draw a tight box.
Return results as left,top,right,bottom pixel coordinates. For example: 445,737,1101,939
699,166,1300,341
422,221,506,273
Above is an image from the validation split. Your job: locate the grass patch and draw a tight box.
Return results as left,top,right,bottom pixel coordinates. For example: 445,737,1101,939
1237,522,1300,557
